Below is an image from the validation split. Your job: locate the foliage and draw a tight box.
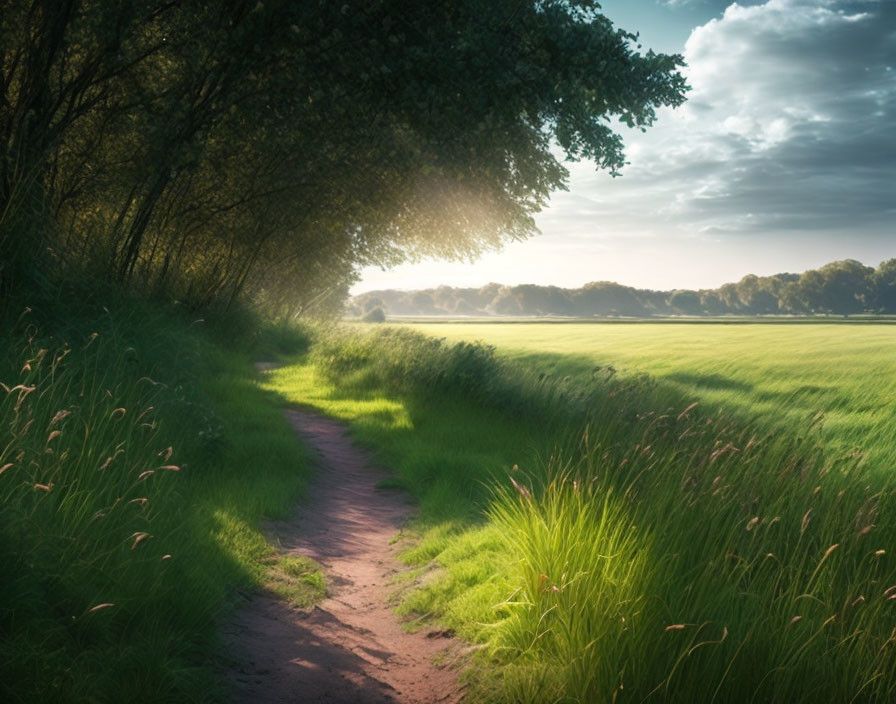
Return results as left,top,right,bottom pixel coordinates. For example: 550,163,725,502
0,0,686,315
361,306,387,323
349,258,896,317
272,322,896,702
0,295,313,702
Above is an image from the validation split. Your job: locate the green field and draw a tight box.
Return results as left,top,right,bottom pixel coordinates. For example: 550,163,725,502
408,322,896,475
8,305,896,701
264,322,896,703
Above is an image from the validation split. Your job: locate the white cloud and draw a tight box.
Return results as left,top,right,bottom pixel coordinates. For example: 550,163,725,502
557,0,896,239
354,0,896,292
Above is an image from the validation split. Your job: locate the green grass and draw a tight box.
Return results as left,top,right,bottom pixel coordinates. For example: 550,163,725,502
267,323,896,703
0,295,315,703
266,555,327,608
10,305,895,701
409,322,896,475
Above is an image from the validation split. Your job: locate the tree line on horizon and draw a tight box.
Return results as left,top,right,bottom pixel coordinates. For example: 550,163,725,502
350,258,896,318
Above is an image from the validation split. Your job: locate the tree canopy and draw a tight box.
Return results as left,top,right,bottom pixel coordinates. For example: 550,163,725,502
1,0,687,315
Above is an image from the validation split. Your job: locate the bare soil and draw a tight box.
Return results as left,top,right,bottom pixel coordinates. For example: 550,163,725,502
222,408,463,704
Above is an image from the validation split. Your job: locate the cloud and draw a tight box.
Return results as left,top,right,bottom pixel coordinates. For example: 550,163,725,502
551,0,896,242
355,0,896,293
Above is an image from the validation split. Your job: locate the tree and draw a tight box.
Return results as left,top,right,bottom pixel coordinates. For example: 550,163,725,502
735,275,777,314
669,289,702,316
364,297,385,313
816,260,873,314
572,282,645,316
873,259,896,313
718,283,741,313
453,299,482,316
1,0,688,313
411,292,440,314
699,290,727,316
511,285,574,315
777,282,807,314
489,288,524,316
361,306,386,323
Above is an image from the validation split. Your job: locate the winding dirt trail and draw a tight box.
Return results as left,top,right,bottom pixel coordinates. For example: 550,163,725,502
223,408,463,704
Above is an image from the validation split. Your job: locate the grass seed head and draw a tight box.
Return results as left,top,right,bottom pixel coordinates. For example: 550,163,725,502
801,509,812,534
510,476,530,499
130,532,152,549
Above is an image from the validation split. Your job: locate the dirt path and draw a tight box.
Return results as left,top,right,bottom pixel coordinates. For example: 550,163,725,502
223,408,463,704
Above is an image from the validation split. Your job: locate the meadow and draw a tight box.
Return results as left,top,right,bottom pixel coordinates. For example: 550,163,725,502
6,306,896,702
0,292,319,702
265,321,896,703
409,321,896,477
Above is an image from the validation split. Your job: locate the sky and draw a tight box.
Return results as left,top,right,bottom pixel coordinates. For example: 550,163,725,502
354,0,896,294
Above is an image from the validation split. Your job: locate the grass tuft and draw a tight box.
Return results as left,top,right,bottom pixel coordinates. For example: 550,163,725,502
266,555,327,608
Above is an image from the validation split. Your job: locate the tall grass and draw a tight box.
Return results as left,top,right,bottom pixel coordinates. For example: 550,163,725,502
412,321,896,475
283,323,896,703
0,296,313,702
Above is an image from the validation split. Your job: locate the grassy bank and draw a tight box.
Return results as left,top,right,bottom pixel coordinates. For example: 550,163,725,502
268,324,896,703
409,322,896,476
0,293,315,702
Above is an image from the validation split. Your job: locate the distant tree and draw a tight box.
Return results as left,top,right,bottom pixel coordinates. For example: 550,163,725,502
735,275,777,313
411,292,439,314
777,282,807,314
573,281,645,316
475,283,503,309
640,289,672,315
793,269,826,313
489,288,524,315
873,259,896,313
453,299,481,315
430,286,460,311
347,257,883,319
361,306,386,323
510,285,574,315
816,260,874,314
364,297,385,313
699,290,727,316
669,289,702,315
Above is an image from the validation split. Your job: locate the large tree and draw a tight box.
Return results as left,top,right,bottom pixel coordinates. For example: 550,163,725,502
1,0,688,313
